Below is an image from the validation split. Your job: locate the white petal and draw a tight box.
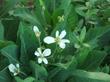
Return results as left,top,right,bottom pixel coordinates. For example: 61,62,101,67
60,30,66,39
33,26,39,33
34,51,40,56
43,49,51,56
44,36,55,44
38,58,42,64
56,31,59,37
59,42,66,49
14,73,18,76
37,48,42,54
8,64,16,73
43,58,48,64
62,39,70,43
16,64,20,68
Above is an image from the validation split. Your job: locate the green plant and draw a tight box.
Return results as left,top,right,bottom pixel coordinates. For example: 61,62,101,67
0,0,110,82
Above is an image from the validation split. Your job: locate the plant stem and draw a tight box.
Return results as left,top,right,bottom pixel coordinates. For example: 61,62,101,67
38,37,41,47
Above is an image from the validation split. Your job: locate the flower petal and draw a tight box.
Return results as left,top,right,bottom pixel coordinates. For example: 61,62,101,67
16,64,20,68
38,58,42,64
8,64,16,73
34,51,40,56
37,48,42,54
60,30,66,39
44,36,55,44
43,58,48,64
62,39,70,43
14,73,18,76
33,26,39,33
43,49,51,56
56,31,59,37
59,42,66,49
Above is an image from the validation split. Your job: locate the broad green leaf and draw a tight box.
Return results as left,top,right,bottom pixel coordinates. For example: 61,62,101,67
30,61,48,80
72,70,110,82
0,44,19,63
0,68,12,82
52,69,110,82
76,47,92,67
81,50,107,70
0,40,14,70
0,41,13,49
86,26,110,42
0,21,4,40
17,22,39,73
13,8,41,26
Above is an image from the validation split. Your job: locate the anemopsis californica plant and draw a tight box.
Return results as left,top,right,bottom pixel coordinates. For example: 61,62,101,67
34,48,51,64
44,30,70,49
8,64,20,76
33,26,41,37
33,26,70,64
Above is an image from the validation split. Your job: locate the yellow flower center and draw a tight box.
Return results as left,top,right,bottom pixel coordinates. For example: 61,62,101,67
35,32,41,37
55,37,61,43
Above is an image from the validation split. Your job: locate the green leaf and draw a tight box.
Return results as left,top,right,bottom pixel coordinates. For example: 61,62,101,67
13,8,40,26
0,21,4,40
79,27,86,42
0,68,12,82
52,69,110,82
34,0,47,27
24,77,35,82
15,76,35,82
15,77,23,82
101,65,110,74
86,26,110,42
17,22,39,73
76,47,91,67
0,40,13,49
67,5,78,31
0,44,19,63
75,6,86,17
0,0,20,17
72,70,110,82
81,50,107,70
60,0,71,13
54,56,77,69
30,61,48,80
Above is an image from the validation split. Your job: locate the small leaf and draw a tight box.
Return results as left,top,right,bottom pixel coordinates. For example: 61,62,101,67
15,76,35,82
80,27,86,42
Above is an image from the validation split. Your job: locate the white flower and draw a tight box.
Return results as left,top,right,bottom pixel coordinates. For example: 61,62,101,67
34,48,51,64
44,30,70,49
33,26,41,37
8,64,20,76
